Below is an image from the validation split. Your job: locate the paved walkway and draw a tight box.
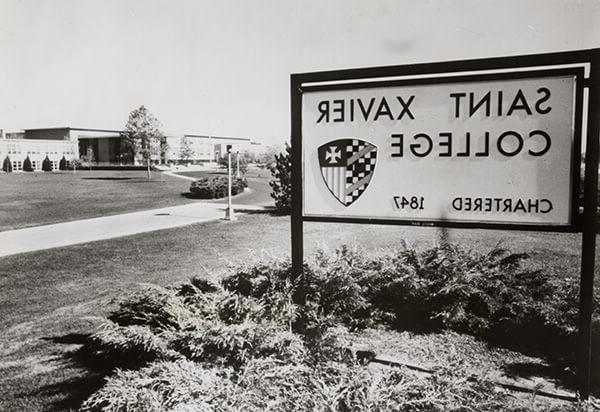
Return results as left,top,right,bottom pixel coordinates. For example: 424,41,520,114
0,202,266,258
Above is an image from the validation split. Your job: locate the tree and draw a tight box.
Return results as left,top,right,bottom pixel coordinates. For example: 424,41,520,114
257,145,283,169
218,151,248,177
179,136,194,164
2,156,12,172
70,157,81,173
23,155,33,172
269,143,291,213
42,155,53,172
123,105,164,179
59,156,68,171
81,147,95,171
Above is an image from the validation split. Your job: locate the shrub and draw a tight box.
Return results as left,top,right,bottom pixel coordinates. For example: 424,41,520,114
89,321,179,367
59,156,68,171
42,155,53,172
188,176,247,199
23,155,33,172
79,245,600,410
269,142,291,213
81,357,569,412
108,285,206,332
2,156,12,172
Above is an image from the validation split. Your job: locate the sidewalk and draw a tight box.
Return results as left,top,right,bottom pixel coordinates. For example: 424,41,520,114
0,202,265,258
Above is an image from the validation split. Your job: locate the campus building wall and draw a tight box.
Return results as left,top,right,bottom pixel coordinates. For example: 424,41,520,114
164,135,252,164
0,139,77,171
2,127,258,169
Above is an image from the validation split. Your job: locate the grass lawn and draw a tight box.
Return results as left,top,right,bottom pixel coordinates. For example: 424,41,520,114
0,170,192,231
0,168,274,231
0,210,598,410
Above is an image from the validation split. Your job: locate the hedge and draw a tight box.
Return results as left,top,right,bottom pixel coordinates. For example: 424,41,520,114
188,176,247,199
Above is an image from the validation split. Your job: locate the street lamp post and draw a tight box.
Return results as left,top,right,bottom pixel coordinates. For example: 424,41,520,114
236,151,240,179
225,149,236,221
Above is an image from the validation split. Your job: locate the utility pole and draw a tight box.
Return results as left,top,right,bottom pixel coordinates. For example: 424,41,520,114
225,149,236,221
236,151,240,179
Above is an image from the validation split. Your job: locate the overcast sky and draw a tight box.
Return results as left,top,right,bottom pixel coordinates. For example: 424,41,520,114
1,0,599,146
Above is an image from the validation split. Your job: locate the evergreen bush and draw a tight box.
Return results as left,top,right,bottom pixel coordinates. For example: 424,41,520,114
2,156,12,172
269,143,291,213
78,244,599,411
59,156,67,171
42,155,53,172
188,176,247,199
23,155,33,172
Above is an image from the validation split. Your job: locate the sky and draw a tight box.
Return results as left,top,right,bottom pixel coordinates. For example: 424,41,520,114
1,0,599,146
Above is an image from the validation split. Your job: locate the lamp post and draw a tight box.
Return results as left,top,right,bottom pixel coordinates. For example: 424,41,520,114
225,149,236,221
236,151,240,179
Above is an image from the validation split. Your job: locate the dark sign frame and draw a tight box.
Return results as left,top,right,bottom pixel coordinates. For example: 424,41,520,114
290,48,600,398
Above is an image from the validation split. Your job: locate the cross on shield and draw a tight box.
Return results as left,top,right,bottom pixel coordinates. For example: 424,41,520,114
318,138,377,206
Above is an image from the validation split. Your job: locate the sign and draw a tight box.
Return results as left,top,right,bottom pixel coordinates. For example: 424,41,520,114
291,49,600,399
302,73,579,227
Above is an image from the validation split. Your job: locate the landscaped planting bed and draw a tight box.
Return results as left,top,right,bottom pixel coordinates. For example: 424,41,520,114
78,244,598,411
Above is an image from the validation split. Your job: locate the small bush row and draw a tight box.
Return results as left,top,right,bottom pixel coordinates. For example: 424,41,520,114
188,175,247,199
2,155,70,172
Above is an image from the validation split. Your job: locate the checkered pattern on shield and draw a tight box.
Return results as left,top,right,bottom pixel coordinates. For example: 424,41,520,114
318,138,377,206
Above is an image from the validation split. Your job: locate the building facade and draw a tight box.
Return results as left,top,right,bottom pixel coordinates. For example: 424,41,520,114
164,134,253,164
1,127,258,170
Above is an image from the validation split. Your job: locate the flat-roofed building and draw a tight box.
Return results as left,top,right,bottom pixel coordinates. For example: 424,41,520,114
164,135,253,164
1,127,260,170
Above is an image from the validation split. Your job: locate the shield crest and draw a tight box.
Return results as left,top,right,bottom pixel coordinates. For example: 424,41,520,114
318,138,377,206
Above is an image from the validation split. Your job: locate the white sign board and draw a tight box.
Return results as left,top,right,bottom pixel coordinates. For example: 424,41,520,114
302,75,577,226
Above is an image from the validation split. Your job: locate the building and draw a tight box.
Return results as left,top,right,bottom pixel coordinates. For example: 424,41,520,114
164,134,253,164
0,127,258,171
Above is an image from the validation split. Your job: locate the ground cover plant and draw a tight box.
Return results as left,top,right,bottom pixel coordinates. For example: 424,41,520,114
76,244,598,411
188,175,247,199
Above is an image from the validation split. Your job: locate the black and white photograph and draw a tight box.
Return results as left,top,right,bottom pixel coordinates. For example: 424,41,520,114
1,1,600,410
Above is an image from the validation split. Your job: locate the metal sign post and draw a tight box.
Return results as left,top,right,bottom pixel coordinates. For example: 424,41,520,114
579,51,600,399
291,48,599,398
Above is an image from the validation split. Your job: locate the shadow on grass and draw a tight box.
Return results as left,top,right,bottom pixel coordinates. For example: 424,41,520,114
235,207,288,216
501,361,572,383
30,333,118,411
81,177,136,181
398,325,598,396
